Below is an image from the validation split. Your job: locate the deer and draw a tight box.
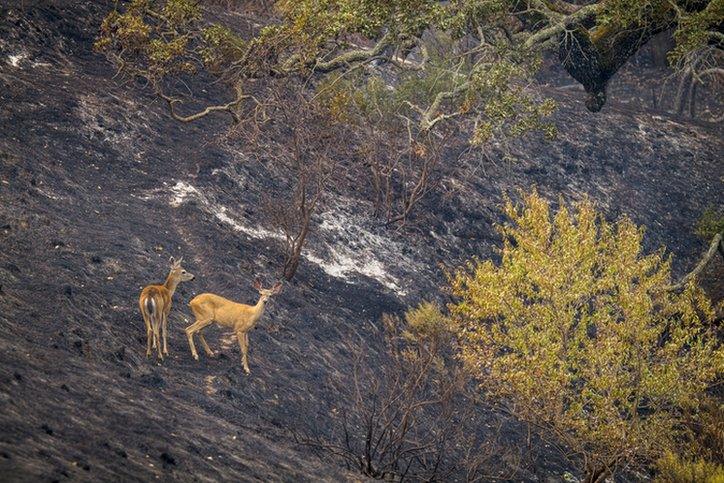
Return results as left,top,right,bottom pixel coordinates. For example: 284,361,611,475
139,257,195,360
185,279,283,374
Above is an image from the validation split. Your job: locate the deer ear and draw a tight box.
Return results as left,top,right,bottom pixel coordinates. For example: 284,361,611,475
176,257,184,266
272,281,283,294
169,256,176,266
252,279,262,290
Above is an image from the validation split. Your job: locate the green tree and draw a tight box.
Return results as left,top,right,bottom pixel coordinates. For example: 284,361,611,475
654,451,724,482
449,191,722,482
96,0,724,129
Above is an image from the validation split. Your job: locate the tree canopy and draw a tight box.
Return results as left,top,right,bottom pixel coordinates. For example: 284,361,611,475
449,191,722,482
96,0,723,142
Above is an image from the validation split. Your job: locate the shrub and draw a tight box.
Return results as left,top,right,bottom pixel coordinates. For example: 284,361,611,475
449,190,722,482
654,451,724,483
296,303,522,480
296,304,465,480
695,206,724,241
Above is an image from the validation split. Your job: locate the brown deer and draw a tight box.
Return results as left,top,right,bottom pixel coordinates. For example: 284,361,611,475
139,257,195,360
185,279,283,374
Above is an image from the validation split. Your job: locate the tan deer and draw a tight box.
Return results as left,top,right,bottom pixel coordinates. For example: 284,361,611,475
185,279,283,374
139,257,195,360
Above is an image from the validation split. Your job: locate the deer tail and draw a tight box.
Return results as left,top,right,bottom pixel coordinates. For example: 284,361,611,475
147,297,160,332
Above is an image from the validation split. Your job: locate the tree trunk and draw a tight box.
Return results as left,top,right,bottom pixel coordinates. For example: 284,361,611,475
557,3,709,112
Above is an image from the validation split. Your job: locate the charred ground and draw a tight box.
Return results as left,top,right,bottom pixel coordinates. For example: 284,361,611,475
0,2,722,482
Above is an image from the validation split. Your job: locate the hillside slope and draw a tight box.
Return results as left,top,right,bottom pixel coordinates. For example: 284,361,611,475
0,3,722,481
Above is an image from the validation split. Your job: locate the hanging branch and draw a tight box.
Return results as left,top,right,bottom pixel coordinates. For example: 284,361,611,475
156,84,249,123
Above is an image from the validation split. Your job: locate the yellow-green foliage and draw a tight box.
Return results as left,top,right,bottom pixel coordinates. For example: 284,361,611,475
598,0,668,29
598,0,724,65
277,0,444,44
695,206,724,241
202,25,247,70
449,190,722,474
669,1,724,65
654,451,724,483
402,302,452,345
398,302,455,371
470,61,557,144
95,0,242,82
317,53,557,146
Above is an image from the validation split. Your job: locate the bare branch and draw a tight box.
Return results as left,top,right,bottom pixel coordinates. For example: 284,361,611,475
663,232,723,292
156,84,248,123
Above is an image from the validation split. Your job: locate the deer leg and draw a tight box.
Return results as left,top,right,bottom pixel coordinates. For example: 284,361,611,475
150,313,157,350
236,331,250,375
185,318,213,361
153,326,163,360
141,310,153,357
162,311,169,356
146,328,153,357
198,331,214,357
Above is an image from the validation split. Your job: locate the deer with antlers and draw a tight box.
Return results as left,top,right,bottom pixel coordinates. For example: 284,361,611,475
185,279,283,374
139,257,195,360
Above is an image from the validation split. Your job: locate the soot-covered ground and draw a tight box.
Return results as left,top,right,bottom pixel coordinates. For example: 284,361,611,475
0,3,722,482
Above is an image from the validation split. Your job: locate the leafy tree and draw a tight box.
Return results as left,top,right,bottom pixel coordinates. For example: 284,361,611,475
95,0,723,232
449,191,722,482
654,451,724,482
96,0,724,132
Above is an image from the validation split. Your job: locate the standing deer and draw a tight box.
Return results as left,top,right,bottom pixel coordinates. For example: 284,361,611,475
185,279,283,374
139,257,195,360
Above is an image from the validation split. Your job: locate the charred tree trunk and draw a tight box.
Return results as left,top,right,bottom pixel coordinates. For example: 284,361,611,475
559,17,674,112
558,1,711,112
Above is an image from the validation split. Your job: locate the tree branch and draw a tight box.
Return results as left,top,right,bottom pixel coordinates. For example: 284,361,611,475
522,4,600,50
313,33,393,73
663,232,723,292
420,81,470,131
156,84,248,123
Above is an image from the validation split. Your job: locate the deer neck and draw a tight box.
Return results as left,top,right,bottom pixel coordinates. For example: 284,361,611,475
251,297,267,322
164,273,180,298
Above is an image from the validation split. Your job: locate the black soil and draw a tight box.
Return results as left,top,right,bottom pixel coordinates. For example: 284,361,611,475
0,3,722,482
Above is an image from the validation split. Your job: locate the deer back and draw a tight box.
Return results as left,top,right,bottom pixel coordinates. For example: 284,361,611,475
190,293,260,331
140,284,171,311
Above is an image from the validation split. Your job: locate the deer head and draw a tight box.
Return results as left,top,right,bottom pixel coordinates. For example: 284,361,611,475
169,256,195,282
253,279,283,303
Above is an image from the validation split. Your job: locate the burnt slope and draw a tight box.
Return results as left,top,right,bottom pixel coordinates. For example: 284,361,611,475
0,3,722,482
